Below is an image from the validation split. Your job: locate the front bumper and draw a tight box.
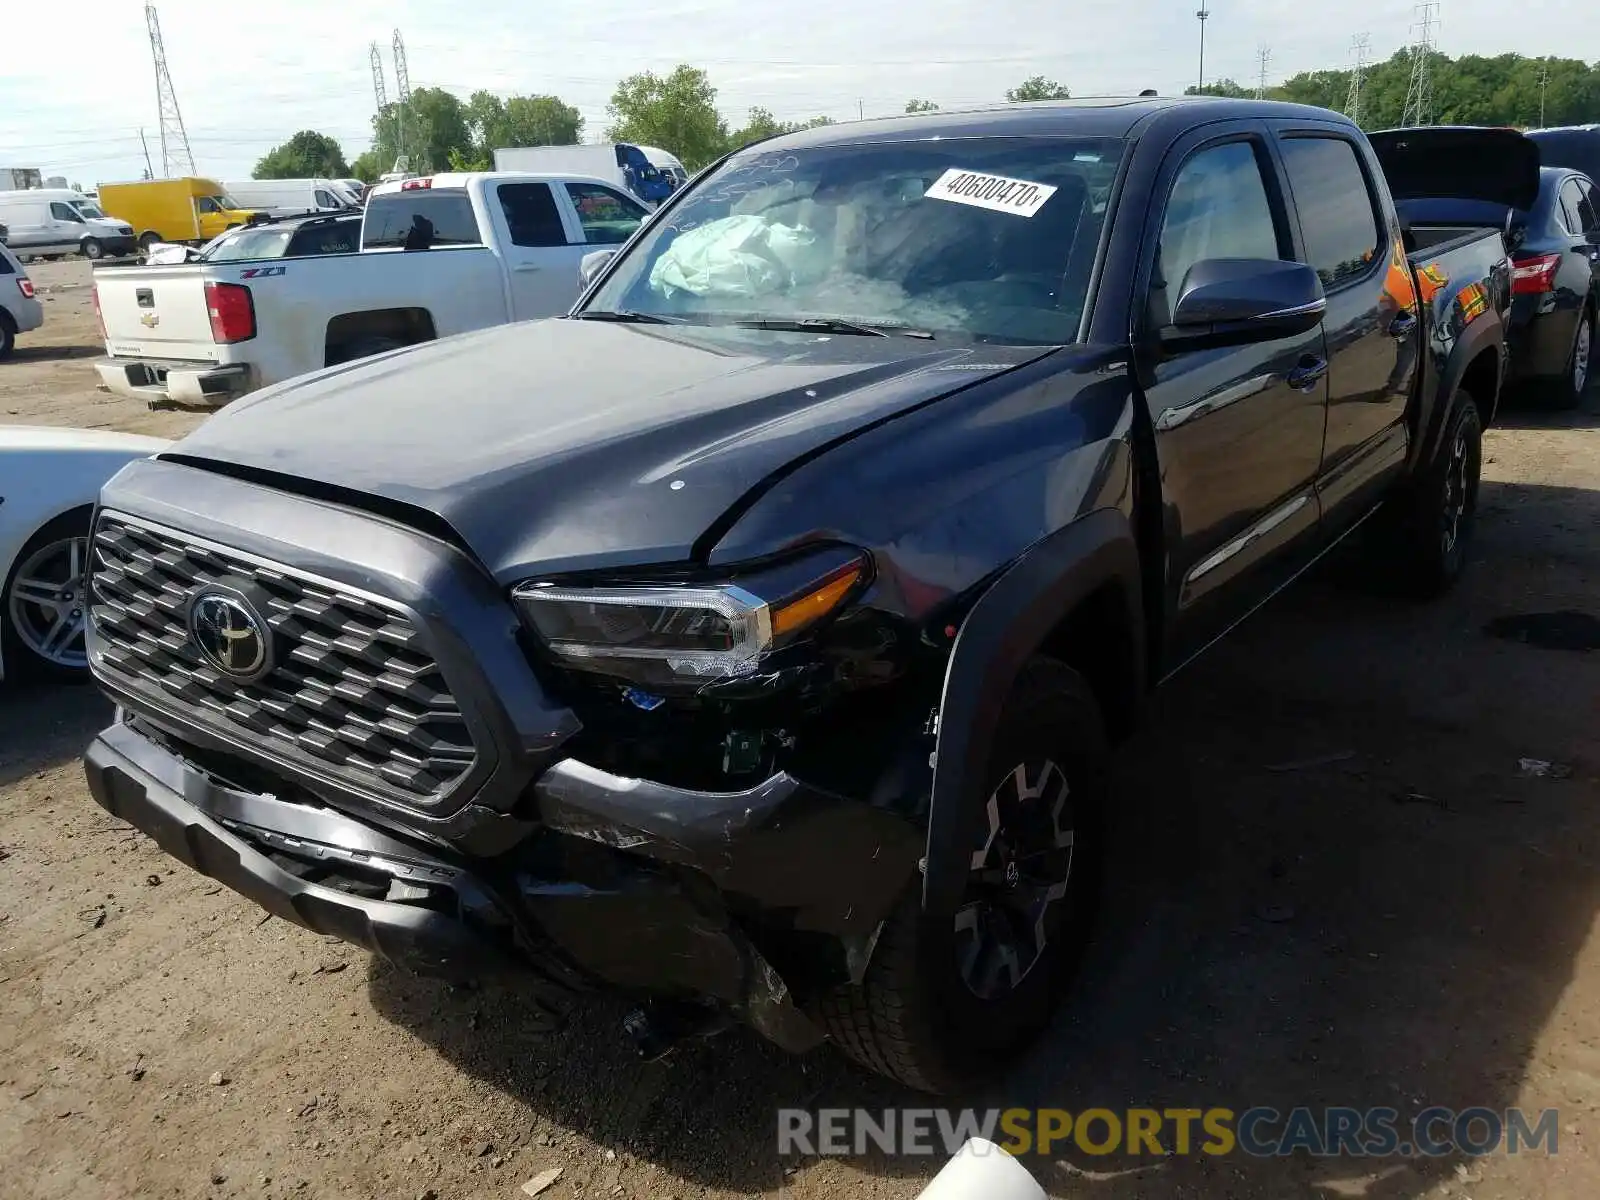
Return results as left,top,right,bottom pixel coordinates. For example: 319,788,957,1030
85,714,923,1052
94,356,251,408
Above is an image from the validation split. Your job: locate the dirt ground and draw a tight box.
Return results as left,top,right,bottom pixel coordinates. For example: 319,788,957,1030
2,257,1599,1200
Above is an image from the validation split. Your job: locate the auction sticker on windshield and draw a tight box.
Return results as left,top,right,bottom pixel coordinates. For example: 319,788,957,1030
923,169,1058,217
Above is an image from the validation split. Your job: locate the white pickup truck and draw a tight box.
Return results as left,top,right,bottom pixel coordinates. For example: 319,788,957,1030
91,171,650,409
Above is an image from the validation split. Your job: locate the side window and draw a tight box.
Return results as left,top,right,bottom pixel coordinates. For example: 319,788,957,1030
565,182,647,246
1558,181,1588,234
314,189,337,208
0,252,13,275
195,196,219,214
362,191,483,250
1154,140,1280,320
1578,180,1600,234
50,202,83,222
1279,136,1383,289
497,183,567,248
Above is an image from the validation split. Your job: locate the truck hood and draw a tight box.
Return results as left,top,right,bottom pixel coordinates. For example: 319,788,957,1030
1369,126,1542,212
168,319,1054,580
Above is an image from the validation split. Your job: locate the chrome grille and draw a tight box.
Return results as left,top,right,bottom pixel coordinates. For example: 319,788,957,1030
88,513,476,806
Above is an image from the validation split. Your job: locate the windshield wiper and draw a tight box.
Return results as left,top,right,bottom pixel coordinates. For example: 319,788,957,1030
571,309,688,325
730,316,935,340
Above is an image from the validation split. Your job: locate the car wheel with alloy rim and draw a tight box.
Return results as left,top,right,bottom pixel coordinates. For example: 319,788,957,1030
817,656,1106,1093
2,510,93,681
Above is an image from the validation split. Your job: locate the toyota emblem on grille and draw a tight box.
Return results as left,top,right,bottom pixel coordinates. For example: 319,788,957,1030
188,590,273,682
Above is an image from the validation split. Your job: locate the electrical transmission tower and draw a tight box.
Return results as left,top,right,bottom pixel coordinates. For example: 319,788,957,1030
1402,3,1438,127
144,3,195,177
1255,45,1271,99
1345,34,1370,125
391,29,415,173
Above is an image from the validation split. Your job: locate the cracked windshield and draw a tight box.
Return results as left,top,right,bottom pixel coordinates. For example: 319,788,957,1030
589,138,1121,342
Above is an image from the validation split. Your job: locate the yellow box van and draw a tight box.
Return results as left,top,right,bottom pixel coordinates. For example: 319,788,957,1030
96,178,265,250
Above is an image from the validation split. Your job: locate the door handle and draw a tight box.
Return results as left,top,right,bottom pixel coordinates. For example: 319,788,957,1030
1287,356,1328,392
1388,310,1419,339
514,263,543,273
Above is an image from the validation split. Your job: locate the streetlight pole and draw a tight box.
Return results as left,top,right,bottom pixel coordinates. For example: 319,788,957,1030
1196,2,1211,93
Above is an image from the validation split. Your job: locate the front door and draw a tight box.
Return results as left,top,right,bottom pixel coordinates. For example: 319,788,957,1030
1273,129,1414,526
1134,125,1330,671
491,181,589,321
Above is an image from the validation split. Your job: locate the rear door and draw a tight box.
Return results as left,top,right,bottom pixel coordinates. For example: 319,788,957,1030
487,180,588,320
1134,121,1330,668
1272,126,1415,526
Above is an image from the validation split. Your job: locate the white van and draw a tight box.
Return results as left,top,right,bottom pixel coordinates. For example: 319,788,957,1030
221,179,354,218
0,189,137,259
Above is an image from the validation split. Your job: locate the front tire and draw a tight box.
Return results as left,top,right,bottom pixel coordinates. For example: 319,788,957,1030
2,509,93,682
817,657,1107,1093
138,232,162,253
80,237,103,261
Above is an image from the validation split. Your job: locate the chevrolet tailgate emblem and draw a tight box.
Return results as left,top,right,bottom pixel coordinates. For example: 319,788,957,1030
140,312,160,328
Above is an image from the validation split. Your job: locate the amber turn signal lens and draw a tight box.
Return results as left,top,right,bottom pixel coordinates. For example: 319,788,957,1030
771,566,862,638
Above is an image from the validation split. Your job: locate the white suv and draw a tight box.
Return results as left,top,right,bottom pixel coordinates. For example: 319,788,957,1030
0,241,44,359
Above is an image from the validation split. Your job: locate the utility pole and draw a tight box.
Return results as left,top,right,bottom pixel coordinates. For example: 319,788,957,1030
1345,33,1370,126
392,29,414,173
138,128,155,180
858,98,864,121
144,3,195,176
1402,2,1438,128
1255,45,1271,99
1537,62,1549,126
1195,1,1211,93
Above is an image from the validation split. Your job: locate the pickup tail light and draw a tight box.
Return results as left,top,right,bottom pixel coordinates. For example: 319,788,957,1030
204,281,256,343
1511,252,1561,295
17,278,35,300
91,284,105,338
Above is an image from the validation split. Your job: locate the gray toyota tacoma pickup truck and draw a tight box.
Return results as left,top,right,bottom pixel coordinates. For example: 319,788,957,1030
82,99,1534,1092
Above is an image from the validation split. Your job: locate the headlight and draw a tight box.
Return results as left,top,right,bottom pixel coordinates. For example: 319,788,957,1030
512,546,868,689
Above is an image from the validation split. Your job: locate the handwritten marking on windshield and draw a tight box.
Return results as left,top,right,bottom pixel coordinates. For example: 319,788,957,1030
923,169,1058,218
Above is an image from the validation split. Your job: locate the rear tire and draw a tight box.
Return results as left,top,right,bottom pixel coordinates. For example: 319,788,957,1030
80,237,103,261
816,657,1107,1093
1369,392,1483,599
138,232,162,253
0,311,15,361
1553,309,1594,411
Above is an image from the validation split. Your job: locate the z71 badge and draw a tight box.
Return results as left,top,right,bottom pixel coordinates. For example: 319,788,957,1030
237,266,287,279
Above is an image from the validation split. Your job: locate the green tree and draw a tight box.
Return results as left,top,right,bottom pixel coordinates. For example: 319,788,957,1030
253,130,350,179
366,86,472,175
905,99,939,113
466,91,584,164
606,65,729,171
1006,76,1070,102
350,150,382,184
725,108,837,151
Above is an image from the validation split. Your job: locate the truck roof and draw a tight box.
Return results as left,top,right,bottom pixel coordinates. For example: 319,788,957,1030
367,170,623,196
759,94,1360,151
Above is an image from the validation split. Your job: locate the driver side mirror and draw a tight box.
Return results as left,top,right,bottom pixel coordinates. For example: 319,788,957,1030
1161,258,1326,352
579,249,616,291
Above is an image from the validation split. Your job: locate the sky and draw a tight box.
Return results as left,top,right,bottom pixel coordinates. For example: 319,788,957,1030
2,0,1594,187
